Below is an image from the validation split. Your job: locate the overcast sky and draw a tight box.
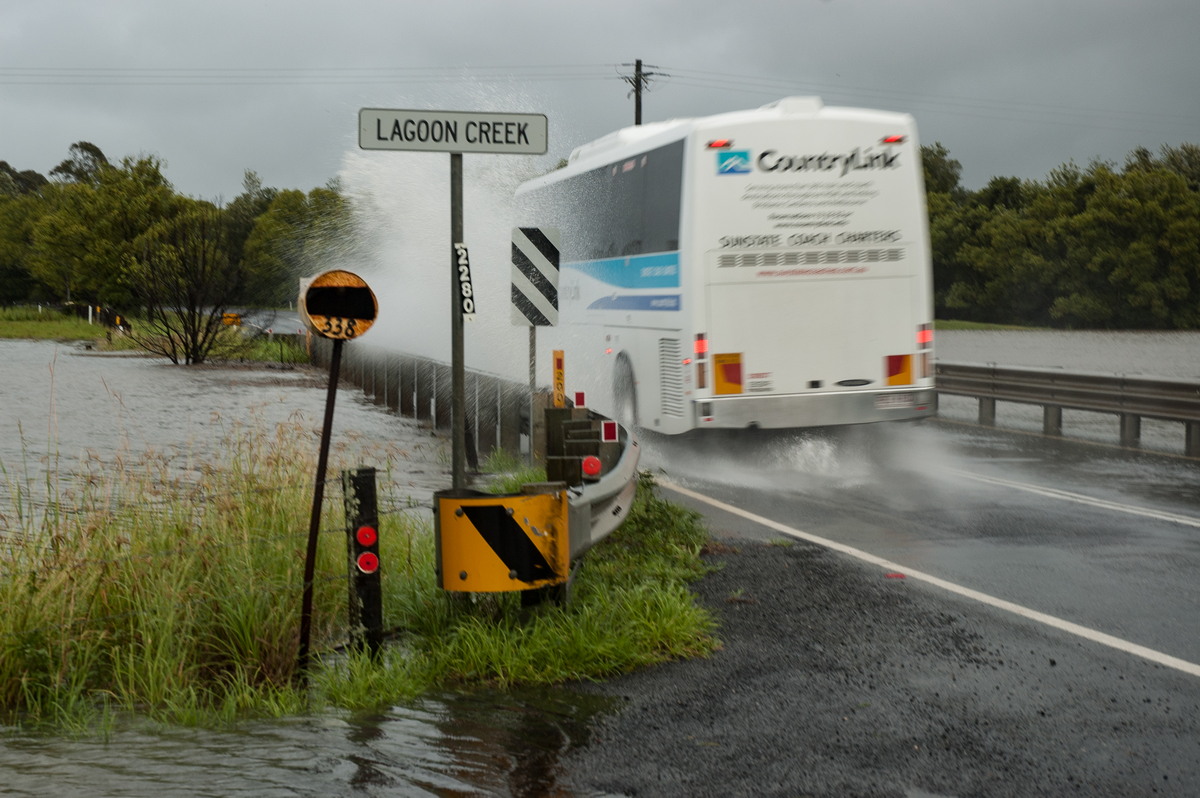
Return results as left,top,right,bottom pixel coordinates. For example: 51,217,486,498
3,0,1198,201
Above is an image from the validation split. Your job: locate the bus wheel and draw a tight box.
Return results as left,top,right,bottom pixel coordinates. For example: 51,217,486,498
613,358,638,430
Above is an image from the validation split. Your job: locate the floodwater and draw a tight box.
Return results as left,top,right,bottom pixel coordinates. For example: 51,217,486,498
1,330,1197,796
0,339,614,797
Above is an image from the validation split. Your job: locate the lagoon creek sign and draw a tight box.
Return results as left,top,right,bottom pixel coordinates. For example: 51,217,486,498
359,108,548,155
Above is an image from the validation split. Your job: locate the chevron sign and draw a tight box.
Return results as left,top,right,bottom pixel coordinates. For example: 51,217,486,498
511,227,561,326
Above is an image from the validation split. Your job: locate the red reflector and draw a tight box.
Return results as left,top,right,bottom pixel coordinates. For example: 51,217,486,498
601,420,618,442
694,335,709,356
356,552,379,574
881,135,906,144
355,526,377,547
707,139,733,149
575,391,586,407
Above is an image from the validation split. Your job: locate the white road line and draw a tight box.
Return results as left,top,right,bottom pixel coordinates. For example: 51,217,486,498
952,470,1200,528
661,478,1200,679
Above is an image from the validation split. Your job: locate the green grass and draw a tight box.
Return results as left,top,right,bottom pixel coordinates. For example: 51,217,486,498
0,306,111,341
0,421,718,731
935,319,1037,331
0,305,310,363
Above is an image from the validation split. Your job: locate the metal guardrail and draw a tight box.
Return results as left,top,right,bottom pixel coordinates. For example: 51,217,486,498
936,361,1200,456
566,421,640,561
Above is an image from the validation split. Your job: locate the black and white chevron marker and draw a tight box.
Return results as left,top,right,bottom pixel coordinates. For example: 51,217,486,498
511,227,561,326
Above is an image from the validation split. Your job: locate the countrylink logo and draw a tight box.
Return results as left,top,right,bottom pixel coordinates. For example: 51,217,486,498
716,151,752,174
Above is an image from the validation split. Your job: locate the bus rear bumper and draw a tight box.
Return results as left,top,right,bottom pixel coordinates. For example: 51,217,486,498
694,388,936,429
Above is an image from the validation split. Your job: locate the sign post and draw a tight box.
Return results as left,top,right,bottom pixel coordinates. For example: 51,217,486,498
358,108,548,490
296,270,377,682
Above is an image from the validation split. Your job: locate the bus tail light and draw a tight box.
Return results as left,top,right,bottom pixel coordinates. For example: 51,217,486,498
694,334,709,388
917,323,933,378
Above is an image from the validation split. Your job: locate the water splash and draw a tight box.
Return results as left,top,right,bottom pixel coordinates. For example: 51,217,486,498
334,82,579,384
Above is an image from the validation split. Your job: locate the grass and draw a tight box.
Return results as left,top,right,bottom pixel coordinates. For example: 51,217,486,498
0,305,310,364
0,419,718,731
935,319,1037,331
0,306,111,341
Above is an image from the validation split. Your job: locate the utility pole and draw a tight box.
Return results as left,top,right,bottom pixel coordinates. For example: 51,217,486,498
622,59,662,126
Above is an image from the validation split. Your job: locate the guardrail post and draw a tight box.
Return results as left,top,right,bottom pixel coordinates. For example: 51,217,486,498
416,360,434,423
435,364,453,430
978,397,996,426
1187,422,1200,458
400,356,416,416
1120,413,1141,449
386,354,400,412
499,383,523,457
477,375,499,458
1043,405,1063,437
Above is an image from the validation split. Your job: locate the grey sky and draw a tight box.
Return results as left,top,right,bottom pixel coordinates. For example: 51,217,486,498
3,0,1198,200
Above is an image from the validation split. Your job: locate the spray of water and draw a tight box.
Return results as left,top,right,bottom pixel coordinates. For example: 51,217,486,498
334,82,587,384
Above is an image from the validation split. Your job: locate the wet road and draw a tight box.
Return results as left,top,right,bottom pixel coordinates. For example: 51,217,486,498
643,421,1200,673
557,420,1200,796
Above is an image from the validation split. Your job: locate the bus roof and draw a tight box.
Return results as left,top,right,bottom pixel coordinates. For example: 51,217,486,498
518,96,916,194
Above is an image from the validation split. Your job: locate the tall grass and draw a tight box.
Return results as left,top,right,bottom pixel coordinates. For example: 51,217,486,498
1,417,718,730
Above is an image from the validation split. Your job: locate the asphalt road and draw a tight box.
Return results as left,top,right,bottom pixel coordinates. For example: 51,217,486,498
560,423,1200,797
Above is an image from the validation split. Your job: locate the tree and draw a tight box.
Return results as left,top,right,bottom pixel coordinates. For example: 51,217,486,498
920,142,964,198
223,170,278,286
241,185,357,306
0,161,48,195
23,155,175,306
26,183,93,302
49,141,110,186
0,194,45,302
127,200,240,364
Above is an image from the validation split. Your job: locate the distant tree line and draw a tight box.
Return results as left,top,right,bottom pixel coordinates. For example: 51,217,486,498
0,142,358,362
5,139,1200,337
923,141,1200,329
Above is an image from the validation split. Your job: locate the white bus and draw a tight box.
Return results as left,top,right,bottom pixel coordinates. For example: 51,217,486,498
515,97,935,435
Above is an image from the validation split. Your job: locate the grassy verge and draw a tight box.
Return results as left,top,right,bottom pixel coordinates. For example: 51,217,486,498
0,420,717,731
0,306,111,341
935,319,1037,331
0,305,310,364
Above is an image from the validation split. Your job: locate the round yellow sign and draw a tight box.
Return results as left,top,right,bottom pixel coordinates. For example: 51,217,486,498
301,270,378,340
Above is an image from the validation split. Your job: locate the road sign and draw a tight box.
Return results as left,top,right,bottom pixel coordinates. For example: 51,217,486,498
511,227,560,326
434,488,568,592
553,349,565,408
300,270,378,340
359,108,548,154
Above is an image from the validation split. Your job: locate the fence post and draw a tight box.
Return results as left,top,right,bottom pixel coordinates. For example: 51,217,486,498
343,467,383,659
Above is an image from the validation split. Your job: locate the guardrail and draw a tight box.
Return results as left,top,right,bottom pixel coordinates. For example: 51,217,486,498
311,339,642,602
936,361,1200,456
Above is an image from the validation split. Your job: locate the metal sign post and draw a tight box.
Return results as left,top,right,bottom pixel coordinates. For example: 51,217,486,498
450,153,466,489
295,270,377,682
358,108,548,491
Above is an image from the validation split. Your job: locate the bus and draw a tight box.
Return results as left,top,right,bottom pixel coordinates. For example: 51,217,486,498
515,96,935,435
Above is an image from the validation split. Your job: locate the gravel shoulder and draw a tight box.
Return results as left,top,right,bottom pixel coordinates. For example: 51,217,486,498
562,538,1200,798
